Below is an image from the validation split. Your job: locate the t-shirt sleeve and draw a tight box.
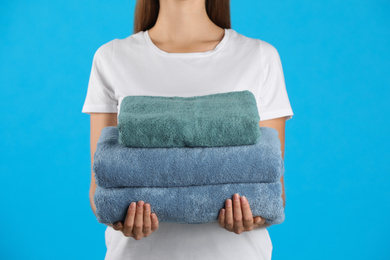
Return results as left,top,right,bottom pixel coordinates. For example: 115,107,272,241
257,40,294,121
81,41,118,114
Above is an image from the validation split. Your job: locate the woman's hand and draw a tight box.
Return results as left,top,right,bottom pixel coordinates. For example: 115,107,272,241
218,193,269,234
111,201,159,240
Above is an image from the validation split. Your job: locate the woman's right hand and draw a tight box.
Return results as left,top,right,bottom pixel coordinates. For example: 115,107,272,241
112,200,159,240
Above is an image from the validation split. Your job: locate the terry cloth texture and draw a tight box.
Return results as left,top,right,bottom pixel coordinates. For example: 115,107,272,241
93,126,284,188
94,182,285,224
117,90,261,148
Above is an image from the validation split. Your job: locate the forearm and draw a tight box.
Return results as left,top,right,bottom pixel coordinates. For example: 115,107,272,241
88,113,118,226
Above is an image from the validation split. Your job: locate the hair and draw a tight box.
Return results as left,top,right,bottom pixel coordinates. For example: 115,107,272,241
133,0,231,34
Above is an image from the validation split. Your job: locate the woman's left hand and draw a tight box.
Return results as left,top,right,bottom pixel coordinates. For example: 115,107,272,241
218,193,269,234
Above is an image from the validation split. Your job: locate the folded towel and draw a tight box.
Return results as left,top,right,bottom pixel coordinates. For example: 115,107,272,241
93,126,284,188
117,90,261,148
94,182,285,224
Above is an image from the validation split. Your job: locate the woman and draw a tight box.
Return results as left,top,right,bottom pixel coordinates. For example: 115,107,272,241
82,0,294,259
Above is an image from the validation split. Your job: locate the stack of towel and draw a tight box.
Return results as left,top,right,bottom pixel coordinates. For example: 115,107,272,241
93,90,285,224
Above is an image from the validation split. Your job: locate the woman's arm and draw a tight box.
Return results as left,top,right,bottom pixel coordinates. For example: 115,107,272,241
88,113,159,238
259,117,287,208
218,116,288,233
88,113,118,225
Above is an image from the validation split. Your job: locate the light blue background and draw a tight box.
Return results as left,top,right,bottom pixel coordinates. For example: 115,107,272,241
1,0,389,259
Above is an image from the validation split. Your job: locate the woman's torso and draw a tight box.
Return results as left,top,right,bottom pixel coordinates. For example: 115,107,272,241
88,28,281,260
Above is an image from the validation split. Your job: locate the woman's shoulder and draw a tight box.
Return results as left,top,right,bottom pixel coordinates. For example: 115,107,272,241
230,29,280,59
93,31,145,57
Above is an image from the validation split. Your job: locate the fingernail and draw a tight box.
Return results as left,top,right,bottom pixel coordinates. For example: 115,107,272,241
130,202,136,209
226,199,232,207
138,201,144,208
241,196,247,205
234,193,240,201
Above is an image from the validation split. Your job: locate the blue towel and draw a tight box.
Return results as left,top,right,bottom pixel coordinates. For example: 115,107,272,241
93,126,284,188
117,90,261,148
94,182,285,224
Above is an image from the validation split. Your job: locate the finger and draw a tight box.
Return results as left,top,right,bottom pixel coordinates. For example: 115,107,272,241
112,221,123,231
218,208,225,228
232,193,244,234
151,213,159,232
224,199,234,232
240,196,254,230
133,201,144,240
123,202,136,237
253,216,266,227
143,203,152,237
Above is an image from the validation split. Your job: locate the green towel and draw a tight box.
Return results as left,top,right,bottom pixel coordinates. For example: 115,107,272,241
117,90,261,148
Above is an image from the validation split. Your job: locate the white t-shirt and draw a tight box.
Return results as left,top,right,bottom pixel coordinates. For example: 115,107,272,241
82,28,294,260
